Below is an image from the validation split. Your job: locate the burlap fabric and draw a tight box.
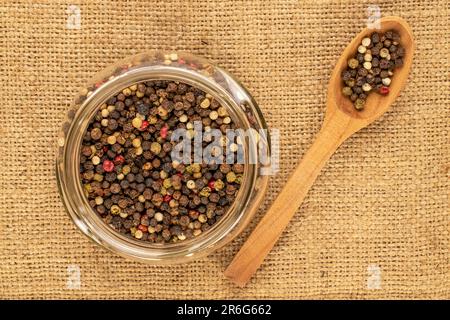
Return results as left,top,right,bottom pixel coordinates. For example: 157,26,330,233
0,0,448,299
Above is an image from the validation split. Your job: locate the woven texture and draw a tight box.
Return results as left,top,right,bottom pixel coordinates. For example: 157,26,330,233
0,0,448,299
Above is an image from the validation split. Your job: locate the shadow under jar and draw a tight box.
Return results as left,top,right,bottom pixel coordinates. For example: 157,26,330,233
56,51,272,264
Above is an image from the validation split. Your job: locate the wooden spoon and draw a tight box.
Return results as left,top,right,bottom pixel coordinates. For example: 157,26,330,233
224,16,414,286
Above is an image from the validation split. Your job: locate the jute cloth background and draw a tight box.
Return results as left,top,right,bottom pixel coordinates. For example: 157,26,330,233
0,0,448,299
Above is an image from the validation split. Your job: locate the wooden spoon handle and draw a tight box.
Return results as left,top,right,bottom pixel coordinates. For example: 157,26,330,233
224,111,352,286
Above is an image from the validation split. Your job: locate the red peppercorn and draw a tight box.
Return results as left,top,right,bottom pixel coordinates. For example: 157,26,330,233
138,224,148,233
114,155,125,165
95,81,104,88
379,86,390,95
178,58,186,64
140,120,149,130
163,195,172,203
160,125,168,139
102,160,115,172
208,180,215,189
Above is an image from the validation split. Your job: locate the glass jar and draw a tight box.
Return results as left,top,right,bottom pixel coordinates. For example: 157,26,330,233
56,51,271,264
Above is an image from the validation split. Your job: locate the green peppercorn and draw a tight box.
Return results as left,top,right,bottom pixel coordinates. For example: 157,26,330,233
380,48,389,58
355,98,365,110
199,187,211,197
191,164,201,173
163,178,172,189
345,79,355,87
198,214,207,223
226,172,236,183
111,205,121,215
134,230,143,239
132,117,142,129
342,87,352,96
200,98,210,108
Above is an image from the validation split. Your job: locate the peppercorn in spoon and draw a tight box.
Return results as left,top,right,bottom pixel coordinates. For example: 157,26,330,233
224,16,414,286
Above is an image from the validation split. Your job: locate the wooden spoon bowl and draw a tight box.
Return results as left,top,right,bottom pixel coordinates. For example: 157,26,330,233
224,16,414,287
329,16,414,128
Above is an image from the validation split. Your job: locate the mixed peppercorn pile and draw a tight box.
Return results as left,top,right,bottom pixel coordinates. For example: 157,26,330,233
341,30,405,110
79,80,244,243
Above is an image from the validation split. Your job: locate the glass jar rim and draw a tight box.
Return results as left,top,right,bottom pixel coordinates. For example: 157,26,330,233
57,52,271,263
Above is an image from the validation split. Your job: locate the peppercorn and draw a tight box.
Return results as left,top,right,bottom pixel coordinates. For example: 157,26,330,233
134,229,143,239
131,138,141,148
103,160,114,172
90,128,102,140
95,196,104,205
371,32,380,44
361,37,371,47
209,111,218,120
379,48,389,58
198,187,211,197
358,68,368,77
110,183,121,194
362,83,372,92
131,117,142,129
379,59,389,69
110,205,121,215
363,61,372,70
150,142,161,154
345,78,355,87
382,77,391,86
200,98,210,108
117,198,127,209
179,215,190,227
379,86,390,95
186,180,196,189
357,92,367,99
81,146,92,157
354,98,365,110
160,125,169,139
348,58,359,69
91,156,101,165
342,70,352,81
198,214,207,223
154,212,164,222
342,87,352,96
106,135,116,145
